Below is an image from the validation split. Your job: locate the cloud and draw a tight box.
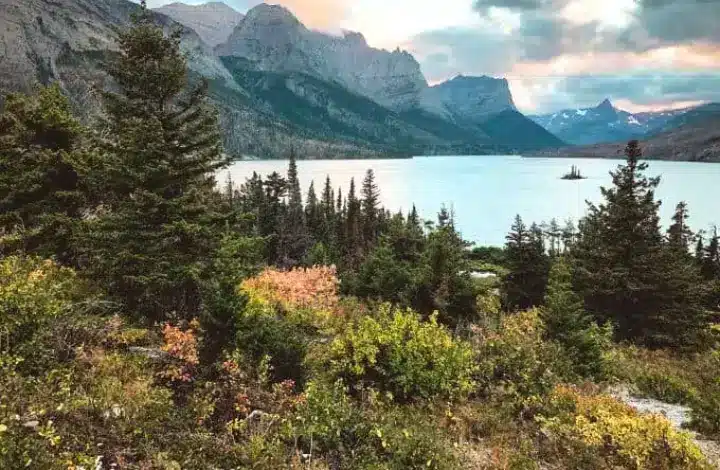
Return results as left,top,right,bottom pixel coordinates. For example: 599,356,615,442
267,0,349,29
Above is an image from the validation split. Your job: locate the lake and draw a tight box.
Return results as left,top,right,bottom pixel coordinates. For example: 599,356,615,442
222,156,720,247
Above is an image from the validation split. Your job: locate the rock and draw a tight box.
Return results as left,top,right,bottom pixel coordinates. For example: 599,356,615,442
128,347,169,361
155,2,245,48
217,4,427,110
421,75,517,122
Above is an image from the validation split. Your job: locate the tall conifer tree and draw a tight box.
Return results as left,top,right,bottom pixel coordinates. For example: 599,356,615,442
361,169,380,249
573,141,708,347
84,3,228,321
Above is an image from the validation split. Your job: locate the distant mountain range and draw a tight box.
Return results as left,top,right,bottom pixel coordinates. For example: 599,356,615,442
529,99,692,146
0,0,563,158
531,103,720,162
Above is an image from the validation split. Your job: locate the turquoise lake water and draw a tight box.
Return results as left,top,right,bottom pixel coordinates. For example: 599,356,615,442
224,156,720,246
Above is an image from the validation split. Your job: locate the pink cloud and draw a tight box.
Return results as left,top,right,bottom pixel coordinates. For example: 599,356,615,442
265,0,348,29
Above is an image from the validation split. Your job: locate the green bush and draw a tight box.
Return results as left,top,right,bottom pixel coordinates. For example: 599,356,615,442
636,372,699,405
324,304,476,402
0,256,88,352
292,380,459,470
235,302,312,387
475,309,567,409
690,389,720,438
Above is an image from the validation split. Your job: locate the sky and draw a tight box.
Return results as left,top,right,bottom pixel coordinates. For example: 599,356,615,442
146,0,720,114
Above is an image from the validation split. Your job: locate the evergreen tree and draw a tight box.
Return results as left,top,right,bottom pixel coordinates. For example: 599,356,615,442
420,207,476,326
502,215,549,311
344,178,362,268
319,175,335,246
572,141,708,347
667,201,694,253
701,227,720,281
305,181,322,242
361,169,380,249
561,219,577,253
84,4,228,321
546,218,562,256
542,257,611,380
0,85,94,265
277,150,310,267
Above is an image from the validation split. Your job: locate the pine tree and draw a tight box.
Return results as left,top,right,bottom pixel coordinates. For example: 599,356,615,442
502,215,549,311
84,5,228,321
701,227,720,281
542,257,611,379
572,141,708,347
361,169,380,249
667,201,694,253
305,181,320,235
277,150,310,267
344,177,362,268
420,207,475,326
0,85,94,265
319,175,335,246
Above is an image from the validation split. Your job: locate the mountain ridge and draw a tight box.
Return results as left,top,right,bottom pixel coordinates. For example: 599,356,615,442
0,0,564,157
529,99,690,146
530,106,720,162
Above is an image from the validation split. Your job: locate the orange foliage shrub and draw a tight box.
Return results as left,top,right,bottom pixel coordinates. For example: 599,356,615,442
160,320,199,383
240,266,339,312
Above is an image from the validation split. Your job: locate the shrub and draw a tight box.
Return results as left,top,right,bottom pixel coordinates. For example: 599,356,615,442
324,304,476,402
636,373,699,405
475,309,567,410
0,256,85,349
235,301,312,386
538,385,711,469
292,380,460,470
240,266,340,314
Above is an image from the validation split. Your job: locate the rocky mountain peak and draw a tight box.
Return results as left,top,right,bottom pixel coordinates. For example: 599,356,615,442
597,98,615,110
420,74,517,121
342,30,368,47
243,3,301,27
218,6,426,110
155,1,244,47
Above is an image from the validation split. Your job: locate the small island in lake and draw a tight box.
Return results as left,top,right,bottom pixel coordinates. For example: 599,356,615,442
561,165,587,180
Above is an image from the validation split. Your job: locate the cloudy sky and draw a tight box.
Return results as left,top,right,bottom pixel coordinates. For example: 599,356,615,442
146,0,720,114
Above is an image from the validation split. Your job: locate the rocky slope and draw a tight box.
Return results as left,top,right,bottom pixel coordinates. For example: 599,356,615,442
155,1,244,47
530,110,720,162
530,99,689,145
421,75,517,122
216,3,427,111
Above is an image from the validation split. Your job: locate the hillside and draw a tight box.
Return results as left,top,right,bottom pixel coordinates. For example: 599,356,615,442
530,113,720,162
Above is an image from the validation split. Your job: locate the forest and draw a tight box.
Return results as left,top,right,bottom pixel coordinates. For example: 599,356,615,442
2,3,720,469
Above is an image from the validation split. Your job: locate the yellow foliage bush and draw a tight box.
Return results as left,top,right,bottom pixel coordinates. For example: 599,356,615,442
538,385,711,469
0,256,83,345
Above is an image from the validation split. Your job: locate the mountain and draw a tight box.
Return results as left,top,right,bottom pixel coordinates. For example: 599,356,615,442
421,75,517,122
155,2,245,47
0,0,563,157
0,0,237,102
216,4,427,111
529,99,688,145
531,107,720,162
